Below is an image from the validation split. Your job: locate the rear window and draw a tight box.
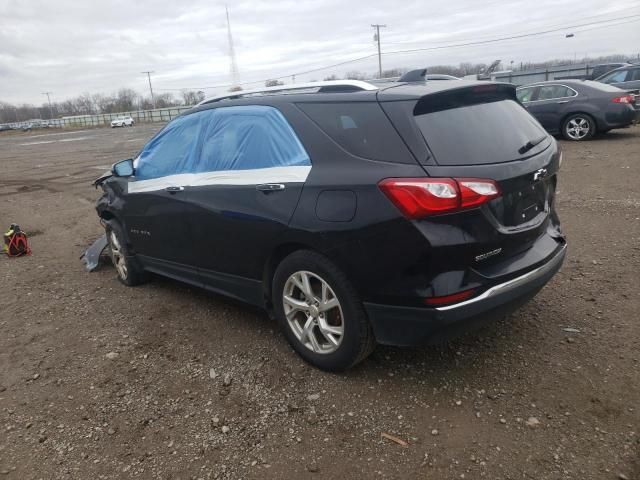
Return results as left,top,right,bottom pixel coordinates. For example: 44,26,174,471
598,69,629,84
296,102,413,163
583,80,628,93
413,94,548,165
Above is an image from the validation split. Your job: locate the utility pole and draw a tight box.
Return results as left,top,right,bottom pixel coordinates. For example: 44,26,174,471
371,24,386,78
142,71,155,108
41,92,53,119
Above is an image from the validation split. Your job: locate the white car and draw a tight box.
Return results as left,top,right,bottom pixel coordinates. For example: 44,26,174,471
111,115,134,128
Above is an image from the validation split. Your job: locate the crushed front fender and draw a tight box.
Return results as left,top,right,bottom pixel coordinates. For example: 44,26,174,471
80,234,109,272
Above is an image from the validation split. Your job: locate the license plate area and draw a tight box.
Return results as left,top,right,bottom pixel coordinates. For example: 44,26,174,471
491,178,550,227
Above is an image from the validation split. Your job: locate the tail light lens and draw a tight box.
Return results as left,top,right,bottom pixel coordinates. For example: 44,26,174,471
424,288,476,306
611,95,634,104
379,177,500,219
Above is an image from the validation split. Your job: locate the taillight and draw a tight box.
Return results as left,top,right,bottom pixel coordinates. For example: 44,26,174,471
612,95,634,104
379,177,500,219
424,288,476,306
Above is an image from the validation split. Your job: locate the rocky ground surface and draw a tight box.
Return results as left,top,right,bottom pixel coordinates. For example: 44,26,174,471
0,124,638,479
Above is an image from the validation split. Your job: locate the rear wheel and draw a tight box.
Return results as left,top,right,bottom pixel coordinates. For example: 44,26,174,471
562,113,595,141
106,222,148,286
272,250,375,371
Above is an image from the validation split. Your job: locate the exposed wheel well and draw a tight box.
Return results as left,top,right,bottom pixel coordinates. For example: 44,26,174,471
99,210,116,221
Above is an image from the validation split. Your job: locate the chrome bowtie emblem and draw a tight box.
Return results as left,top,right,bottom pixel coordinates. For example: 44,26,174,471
533,168,548,182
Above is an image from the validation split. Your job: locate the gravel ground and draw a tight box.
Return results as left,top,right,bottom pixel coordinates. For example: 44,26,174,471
0,124,638,479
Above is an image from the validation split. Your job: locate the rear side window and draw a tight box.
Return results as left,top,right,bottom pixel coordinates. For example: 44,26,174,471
413,94,548,165
296,102,412,162
135,106,310,181
198,106,310,172
516,87,536,102
537,85,576,100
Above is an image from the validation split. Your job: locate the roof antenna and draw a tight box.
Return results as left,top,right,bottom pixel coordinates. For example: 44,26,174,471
399,68,427,82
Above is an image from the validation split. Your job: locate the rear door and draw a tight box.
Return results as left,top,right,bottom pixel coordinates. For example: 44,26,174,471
184,105,311,304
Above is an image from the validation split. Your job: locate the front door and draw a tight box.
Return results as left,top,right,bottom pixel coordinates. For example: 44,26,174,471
121,113,204,282
184,105,311,304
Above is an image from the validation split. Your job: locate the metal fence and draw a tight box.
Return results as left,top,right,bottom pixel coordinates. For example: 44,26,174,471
482,63,597,86
3,105,194,130
0,63,626,130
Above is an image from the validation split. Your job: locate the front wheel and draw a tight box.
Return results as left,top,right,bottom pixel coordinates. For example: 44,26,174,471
562,113,595,141
272,250,375,371
106,222,148,286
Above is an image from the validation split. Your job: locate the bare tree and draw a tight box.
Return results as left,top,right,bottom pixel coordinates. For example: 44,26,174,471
265,79,284,87
154,93,177,108
74,93,96,115
380,68,406,79
344,70,367,80
181,90,203,106
115,88,138,112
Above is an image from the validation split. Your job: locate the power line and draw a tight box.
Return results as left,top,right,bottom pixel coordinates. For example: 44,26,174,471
156,13,640,92
379,14,640,57
382,8,640,47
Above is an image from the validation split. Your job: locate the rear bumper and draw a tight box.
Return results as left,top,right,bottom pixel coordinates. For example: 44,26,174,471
603,105,637,129
364,243,566,346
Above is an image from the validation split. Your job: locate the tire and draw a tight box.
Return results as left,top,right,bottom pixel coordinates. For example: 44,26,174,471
562,113,595,141
272,250,375,371
106,222,148,286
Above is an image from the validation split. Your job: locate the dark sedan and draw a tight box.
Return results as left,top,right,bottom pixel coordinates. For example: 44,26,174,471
516,80,636,140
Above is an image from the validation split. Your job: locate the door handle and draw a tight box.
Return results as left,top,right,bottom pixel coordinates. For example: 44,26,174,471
256,183,285,192
165,186,184,192
556,100,570,104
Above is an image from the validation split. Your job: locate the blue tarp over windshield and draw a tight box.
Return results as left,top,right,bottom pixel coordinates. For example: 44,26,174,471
135,105,310,181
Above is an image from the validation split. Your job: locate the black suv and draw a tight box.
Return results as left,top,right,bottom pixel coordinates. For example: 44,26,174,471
95,78,566,371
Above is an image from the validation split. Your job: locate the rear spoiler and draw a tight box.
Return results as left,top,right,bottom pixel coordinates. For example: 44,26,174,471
414,83,517,116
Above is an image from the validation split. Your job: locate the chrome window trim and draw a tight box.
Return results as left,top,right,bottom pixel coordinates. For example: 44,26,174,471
516,84,578,103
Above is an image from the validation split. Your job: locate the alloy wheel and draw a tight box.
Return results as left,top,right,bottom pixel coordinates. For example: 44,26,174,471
109,231,128,280
282,271,344,354
565,117,591,140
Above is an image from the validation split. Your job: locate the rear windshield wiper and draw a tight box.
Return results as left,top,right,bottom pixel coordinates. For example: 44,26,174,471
518,135,548,155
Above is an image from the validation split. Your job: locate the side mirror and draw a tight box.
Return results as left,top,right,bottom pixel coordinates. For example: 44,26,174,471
112,159,134,177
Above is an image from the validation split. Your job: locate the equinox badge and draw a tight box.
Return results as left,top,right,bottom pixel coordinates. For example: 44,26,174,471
475,248,502,262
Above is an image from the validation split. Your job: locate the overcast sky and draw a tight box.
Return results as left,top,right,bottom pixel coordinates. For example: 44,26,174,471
1,0,639,105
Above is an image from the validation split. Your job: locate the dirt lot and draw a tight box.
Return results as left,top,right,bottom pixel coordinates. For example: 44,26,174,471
0,123,638,479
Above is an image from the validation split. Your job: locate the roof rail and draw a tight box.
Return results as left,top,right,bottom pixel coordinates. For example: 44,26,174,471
198,80,378,105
